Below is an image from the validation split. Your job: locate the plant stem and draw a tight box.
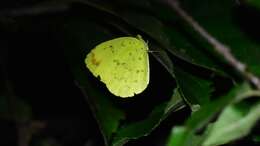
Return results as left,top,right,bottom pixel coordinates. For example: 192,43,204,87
165,0,260,89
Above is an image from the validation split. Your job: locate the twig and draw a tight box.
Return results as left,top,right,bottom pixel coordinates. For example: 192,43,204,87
0,4,69,17
165,0,260,89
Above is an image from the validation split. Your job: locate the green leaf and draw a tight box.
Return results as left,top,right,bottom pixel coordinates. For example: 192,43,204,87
150,42,175,78
173,65,213,108
186,83,252,131
202,101,260,146
167,82,254,146
112,88,184,146
246,0,260,9
167,127,193,146
81,81,125,142
166,0,260,77
253,135,260,142
162,26,225,75
167,126,204,146
167,126,188,146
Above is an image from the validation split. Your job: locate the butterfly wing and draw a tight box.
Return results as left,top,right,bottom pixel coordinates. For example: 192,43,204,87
85,37,149,97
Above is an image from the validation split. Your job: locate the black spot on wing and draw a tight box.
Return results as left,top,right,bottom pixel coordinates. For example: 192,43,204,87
113,59,120,63
109,45,115,53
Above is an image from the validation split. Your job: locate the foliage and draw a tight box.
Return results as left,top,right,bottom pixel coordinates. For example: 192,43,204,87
1,0,260,146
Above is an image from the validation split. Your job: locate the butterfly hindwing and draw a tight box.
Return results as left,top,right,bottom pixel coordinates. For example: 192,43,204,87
85,36,149,98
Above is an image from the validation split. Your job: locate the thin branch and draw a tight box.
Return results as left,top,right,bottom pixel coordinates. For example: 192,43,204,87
0,4,69,17
165,0,260,89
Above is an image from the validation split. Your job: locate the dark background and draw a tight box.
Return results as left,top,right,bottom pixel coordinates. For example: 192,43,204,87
1,1,260,146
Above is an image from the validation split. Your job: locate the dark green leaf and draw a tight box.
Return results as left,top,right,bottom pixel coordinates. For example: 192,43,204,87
173,65,213,107
112,88,184,146
62,19,125,144
164,0,260,77
253,135,260,142
246,0,260,9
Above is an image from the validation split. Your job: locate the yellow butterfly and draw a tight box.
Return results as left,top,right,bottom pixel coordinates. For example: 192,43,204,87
85,35,149,98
